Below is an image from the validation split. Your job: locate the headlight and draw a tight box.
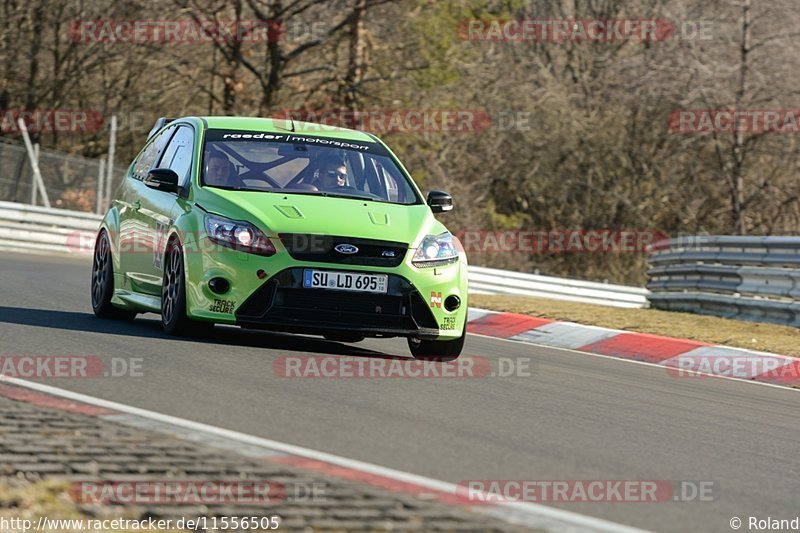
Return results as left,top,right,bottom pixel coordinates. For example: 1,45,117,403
412,232,459,267
204,213,276,256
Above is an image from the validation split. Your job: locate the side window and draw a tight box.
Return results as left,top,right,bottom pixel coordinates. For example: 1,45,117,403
132,126,174,180
158,126,195,187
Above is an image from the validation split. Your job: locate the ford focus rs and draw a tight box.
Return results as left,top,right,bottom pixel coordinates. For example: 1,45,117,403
91,117,468,358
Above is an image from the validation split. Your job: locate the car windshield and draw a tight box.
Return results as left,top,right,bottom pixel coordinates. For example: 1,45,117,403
201,129,420,205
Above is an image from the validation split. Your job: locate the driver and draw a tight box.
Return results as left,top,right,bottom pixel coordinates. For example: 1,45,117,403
316,157,349,190
205,151,239,187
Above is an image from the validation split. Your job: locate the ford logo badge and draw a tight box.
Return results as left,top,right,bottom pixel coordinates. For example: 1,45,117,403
334,244,359,255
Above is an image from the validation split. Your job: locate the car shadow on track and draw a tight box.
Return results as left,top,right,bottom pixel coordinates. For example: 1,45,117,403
0,306,405,359
0,306,167,339
201,324,405,359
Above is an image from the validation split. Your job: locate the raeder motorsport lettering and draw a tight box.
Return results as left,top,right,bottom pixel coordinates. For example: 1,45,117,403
205,129,384,155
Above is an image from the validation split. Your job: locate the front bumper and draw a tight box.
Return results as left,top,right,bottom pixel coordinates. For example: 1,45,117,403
235,269,440,339
182,236,468,340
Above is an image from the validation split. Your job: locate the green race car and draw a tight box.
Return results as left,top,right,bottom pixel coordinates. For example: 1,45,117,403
91,116,468,358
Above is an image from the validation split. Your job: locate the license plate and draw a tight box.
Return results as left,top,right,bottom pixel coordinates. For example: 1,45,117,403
303,269,388,293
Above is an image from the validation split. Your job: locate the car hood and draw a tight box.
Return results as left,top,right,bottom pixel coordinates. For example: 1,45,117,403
197,189,441,246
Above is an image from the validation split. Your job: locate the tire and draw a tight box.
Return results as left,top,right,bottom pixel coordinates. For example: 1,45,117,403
323,333,365,343
161,239,193,336
407,321,466,361
91,230,136,320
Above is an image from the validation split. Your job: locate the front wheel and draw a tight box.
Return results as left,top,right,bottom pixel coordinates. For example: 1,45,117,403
91,230,136,320
161,240,192,336
407,322,466,361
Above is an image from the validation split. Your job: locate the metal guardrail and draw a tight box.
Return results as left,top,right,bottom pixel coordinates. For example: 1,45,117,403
0,201,650,308
647,236,800,326
0,201,101,254
468,266,649,308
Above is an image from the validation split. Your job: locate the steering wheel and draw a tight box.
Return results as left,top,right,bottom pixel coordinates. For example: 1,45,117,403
286,169,317,189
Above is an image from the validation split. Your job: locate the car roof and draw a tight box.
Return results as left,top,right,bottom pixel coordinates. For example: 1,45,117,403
186,116,378,143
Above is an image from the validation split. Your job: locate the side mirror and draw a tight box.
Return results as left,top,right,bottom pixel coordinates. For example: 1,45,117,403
145,168,179,193
427,190,453,213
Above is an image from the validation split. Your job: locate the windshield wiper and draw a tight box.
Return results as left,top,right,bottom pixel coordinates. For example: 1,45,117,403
215,187,386,203
280,190,370,201
210,186,278,192
322,192,384,202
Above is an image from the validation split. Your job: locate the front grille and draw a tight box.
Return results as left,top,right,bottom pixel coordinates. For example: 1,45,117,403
279,234,407,267
278,289,406,316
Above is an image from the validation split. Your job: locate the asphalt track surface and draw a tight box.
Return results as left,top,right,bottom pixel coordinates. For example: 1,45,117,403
1,252,798,532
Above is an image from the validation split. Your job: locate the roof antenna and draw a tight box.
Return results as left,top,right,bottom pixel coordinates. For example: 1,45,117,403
289,117,296,132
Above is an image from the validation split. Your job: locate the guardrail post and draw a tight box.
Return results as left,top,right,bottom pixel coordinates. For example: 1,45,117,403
17,119,50,208
96,158,106,215
30,143,39,206
104,115,117,212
